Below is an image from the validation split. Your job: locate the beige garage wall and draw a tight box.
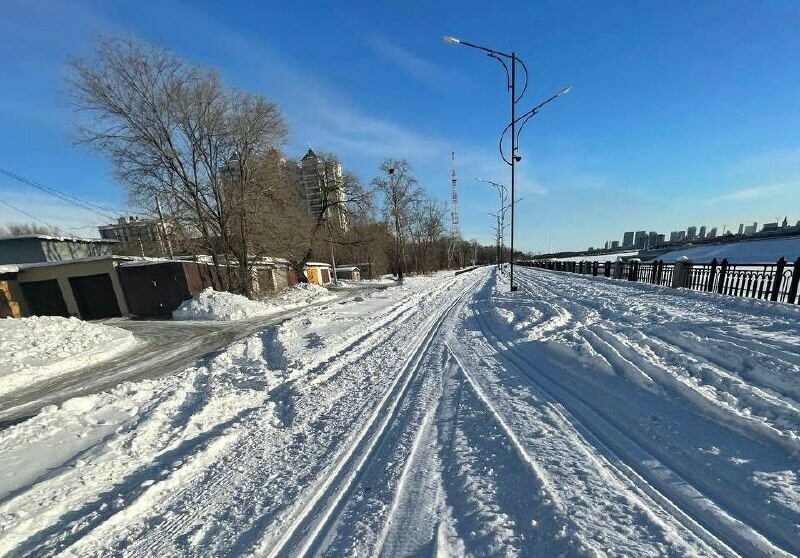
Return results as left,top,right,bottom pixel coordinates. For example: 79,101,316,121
17,259,130,317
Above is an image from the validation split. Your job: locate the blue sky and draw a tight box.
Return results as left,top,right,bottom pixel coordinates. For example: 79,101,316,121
1,0,798,252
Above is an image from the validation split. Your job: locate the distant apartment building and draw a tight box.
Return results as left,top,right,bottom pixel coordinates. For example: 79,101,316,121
707,227,717,239
299,149,348,231
611,240,620,250
633,231,647,249
686,226,697,240
99,217,165,245
646,231,659,249
737,223,744,235
762,222,778,232
744,222,758,235
656,233,665,246
622,231,634,248
699,226,706,239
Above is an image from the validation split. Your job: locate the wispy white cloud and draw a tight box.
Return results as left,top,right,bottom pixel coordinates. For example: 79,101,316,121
706,183,795,204
365,31,446,84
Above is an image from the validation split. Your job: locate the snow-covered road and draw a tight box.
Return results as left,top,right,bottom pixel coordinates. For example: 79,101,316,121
1,268,798,557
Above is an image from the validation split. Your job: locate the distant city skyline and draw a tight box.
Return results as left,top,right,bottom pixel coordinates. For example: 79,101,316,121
583,215,798,255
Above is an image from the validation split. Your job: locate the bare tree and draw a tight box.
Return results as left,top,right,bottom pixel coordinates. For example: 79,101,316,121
0,223,62,237
408,198,447,273
67,36,287,294
371,159,422,280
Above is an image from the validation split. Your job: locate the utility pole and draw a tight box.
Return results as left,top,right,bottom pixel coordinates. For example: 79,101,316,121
155,193,173,259
328,223,338,285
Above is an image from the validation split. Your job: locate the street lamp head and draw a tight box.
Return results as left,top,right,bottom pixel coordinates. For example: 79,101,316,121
442,36,461,45
557,85,572,96
513,154,522,162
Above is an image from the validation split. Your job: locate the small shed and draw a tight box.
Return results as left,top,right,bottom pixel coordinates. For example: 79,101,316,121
304,262,332,285
335,266,360,281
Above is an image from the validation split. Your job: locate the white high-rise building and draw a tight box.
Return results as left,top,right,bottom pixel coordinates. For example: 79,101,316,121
300,149,348,231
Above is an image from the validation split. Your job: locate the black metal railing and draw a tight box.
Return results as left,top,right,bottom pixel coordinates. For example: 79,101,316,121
519,256,800,305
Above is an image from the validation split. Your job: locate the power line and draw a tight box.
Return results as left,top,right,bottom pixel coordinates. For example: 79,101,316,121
0,167,127,221
0,198,65,234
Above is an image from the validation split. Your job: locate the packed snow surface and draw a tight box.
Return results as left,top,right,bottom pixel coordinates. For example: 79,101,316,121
0,316,136,397
654,236,800,264
172,284,335,321
1,269,799,556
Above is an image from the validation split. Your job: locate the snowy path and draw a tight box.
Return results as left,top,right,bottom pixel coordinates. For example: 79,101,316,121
0,268,798,556
0,291,357,426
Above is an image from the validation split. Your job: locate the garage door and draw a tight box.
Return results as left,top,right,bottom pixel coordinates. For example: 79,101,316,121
20,279,69,317
69,274,121,320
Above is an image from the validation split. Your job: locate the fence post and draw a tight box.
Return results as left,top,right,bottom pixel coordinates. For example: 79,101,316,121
706,258,718,292
770,257,786,302
628,260,638,281
613,260,623,279
593,261,598,276
604,261,611,277
673,257,691,288
717,259,728,294
787,257,800,304
655,260,662,284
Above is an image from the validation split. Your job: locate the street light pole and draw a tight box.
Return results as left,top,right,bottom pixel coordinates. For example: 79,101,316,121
476,178,508,267
510,51,517,290
444,36,570,291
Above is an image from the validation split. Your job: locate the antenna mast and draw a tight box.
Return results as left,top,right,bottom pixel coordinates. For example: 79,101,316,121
450,150,460,238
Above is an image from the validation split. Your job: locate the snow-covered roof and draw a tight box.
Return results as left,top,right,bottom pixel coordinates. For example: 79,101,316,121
119,257,192,267
335,266,359,272
306,262,332,268
9,256,133,270
0,265,20,274
0,234,116,244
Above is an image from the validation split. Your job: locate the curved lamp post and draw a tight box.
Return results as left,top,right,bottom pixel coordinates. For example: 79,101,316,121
444,35,570,291
477,178,508,267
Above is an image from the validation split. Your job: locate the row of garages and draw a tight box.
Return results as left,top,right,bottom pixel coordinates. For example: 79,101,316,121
0,257,342,320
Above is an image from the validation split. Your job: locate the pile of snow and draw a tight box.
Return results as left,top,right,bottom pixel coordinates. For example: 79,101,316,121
172,285,335,321
0,316,137,397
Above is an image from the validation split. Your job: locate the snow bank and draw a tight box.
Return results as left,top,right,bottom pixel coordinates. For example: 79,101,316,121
0,316,137,397
172,285,335,321
654,236,800,264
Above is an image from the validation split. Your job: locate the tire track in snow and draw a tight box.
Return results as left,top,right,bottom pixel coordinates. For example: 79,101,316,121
516,268,800,451
115,280,471,558
260,274,484,557
5,280,468,557
503,268,797,556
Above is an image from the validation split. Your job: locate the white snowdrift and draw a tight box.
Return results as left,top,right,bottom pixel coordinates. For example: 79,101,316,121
0,316,137,397
172,285,335,321
654,236,800,264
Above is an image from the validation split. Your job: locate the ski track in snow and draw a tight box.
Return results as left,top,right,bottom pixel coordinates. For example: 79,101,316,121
0,267,798,557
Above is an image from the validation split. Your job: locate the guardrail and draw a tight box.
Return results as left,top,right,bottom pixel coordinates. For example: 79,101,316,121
519,257,800,305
